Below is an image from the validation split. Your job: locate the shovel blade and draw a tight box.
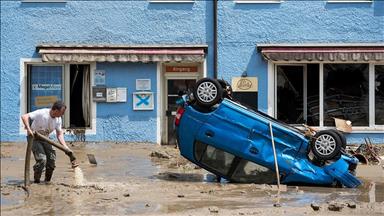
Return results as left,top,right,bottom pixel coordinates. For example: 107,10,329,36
87,154,97,165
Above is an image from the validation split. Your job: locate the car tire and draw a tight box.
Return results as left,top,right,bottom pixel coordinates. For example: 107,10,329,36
329,129,347,150
311,130,342,161
193,78,223,108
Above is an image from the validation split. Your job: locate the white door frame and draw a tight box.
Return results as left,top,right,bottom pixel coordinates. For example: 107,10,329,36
159,63,204,145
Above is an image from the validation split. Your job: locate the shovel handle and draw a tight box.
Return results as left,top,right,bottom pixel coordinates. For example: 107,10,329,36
34,132,71,154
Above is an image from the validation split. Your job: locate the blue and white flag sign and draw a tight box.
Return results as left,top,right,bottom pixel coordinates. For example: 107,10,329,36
133,92,154,110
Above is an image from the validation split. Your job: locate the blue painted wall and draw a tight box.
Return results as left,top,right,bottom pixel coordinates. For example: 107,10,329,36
1,1,383,144
93,62,158,142
0,0,212,142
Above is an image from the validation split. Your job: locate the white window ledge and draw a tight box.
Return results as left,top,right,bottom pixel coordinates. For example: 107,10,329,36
149,0,194,3
22,0,66,2
327,0,372,3
235,1,282,3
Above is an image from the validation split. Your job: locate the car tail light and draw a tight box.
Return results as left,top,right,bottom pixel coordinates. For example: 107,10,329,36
175,107,185,126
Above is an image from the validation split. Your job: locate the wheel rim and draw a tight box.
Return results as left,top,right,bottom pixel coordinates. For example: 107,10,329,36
197,82,218,103
314,134,336,156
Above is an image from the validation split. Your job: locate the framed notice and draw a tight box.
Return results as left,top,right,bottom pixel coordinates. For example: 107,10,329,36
136,79,151,91
94,70,106,86
116,88,127,102
106,88,117,102
133,92,154,110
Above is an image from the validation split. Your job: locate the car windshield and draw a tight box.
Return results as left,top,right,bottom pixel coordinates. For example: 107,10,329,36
194,141,275,183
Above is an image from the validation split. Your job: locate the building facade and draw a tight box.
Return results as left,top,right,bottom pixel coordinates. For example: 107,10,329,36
1,0,383,144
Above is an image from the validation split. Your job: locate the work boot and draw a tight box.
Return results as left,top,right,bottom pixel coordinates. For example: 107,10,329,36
34,172,41,183
45,170,54,182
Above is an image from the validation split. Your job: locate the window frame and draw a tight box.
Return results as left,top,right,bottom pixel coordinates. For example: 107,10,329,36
19,58,97,135
270,62,384,132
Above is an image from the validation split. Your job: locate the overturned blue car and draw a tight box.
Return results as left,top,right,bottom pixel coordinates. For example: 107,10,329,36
175,78,361,188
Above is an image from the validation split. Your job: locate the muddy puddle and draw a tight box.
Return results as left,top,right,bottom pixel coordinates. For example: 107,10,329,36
1,142,383,215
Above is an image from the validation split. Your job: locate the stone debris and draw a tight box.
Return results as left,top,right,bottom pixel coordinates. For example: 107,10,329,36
208,206,219,213
328,202,344,211
310,203,320,211
347,202,356,209
150,150,171,159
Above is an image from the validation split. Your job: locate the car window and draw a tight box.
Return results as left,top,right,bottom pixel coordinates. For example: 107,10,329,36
195,141,234,175
231,159,275,183
194,141,275,183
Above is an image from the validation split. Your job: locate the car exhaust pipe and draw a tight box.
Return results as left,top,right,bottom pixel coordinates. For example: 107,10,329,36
34,132,79,168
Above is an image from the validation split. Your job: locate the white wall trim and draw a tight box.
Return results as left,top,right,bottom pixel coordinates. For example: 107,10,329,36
267,61,274,117
19,58,42,134
319,63,324,128
156,62,161,145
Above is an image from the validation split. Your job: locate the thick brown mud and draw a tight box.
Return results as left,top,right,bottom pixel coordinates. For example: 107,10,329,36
1,142,383,215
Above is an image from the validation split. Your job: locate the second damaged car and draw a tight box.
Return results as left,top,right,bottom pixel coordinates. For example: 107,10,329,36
175,78,362,188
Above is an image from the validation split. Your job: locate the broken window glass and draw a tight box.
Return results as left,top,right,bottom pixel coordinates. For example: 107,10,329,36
323,64,369,126
276,65,319,126
276,66,304,124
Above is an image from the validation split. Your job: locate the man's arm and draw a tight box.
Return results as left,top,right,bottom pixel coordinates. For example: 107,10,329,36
21,113,33,136
56,129,71,151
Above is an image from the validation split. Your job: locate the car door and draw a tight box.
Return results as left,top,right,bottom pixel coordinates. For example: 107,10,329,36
194,100,253,159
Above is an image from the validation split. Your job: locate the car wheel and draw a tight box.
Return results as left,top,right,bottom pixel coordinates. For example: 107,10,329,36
193,78,223,108
311,130,342,161
329,129,347,149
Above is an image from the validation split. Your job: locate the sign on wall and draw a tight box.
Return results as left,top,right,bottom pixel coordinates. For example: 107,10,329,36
133,92,154,110
136,79,151,91
105,88,127,103
94,70,106,86
165,66,198,73
231,77,258,92
35,96,58,107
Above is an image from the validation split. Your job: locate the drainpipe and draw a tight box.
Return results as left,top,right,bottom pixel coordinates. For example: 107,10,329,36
213,0,218,79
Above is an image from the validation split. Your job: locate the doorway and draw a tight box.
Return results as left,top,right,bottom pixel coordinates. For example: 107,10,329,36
166,79,196,146
69,64,91,128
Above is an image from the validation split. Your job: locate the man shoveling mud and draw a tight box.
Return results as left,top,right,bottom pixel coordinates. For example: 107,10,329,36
21,101,73,183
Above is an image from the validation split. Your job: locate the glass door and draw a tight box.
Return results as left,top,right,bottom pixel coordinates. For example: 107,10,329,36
166,79,196,145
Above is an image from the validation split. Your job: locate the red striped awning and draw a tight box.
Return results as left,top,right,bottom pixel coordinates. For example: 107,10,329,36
258,44,384,62
37,44,207,63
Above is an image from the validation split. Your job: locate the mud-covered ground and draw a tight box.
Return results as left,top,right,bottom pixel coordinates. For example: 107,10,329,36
1,142,383,216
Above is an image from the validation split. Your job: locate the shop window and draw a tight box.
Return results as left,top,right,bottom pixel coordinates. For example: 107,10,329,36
375,65,384,125
28,65,63,112
27,64,91,129
324,64,369,126
275,63,382,130
276,65,319,126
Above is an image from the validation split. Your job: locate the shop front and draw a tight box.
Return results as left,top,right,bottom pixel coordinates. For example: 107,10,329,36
20,44,207,144
257,44,384,143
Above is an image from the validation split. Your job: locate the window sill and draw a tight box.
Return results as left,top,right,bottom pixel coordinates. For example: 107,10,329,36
149,0,194,3
22,0,66,2
235,1,282,3
327,1,372,3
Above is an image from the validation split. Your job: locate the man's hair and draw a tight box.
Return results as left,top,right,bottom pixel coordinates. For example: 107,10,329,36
52,100,66,111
